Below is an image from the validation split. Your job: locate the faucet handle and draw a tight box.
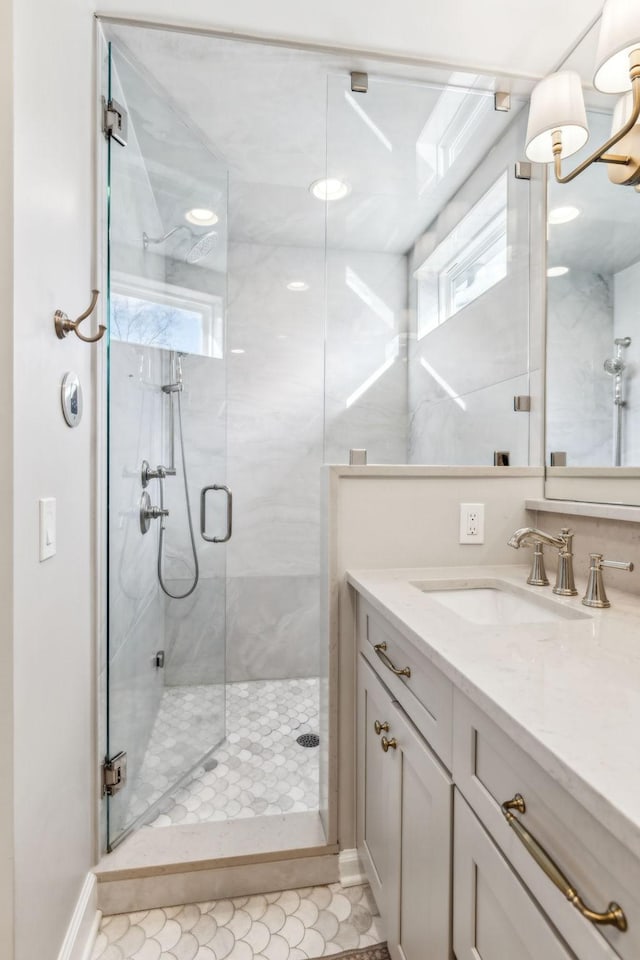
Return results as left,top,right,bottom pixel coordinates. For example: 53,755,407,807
582,554,634,608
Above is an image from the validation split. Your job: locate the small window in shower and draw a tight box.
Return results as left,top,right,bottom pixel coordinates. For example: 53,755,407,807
415,170,508,338
110,276,224,358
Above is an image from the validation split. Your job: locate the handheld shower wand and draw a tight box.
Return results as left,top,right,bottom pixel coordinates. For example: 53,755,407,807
604,337,631,466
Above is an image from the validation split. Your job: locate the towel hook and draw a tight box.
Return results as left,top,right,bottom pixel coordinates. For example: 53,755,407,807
54,289,106,343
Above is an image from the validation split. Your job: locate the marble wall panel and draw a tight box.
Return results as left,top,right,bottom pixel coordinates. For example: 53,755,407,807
226,575,320,682
614,260,640,464
408,373,531,466
109,341,165,661
408,115,531,465
546,269,613,466
325,249,409,464
225,240,325,587
163,576,226,687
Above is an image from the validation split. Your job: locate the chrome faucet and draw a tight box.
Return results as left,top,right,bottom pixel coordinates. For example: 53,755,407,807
508,527,578,596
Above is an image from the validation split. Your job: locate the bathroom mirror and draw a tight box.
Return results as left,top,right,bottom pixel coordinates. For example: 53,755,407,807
544,66,640,505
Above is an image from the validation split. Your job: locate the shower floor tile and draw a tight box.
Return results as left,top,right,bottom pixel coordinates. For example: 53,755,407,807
92,882,384,960
127,684,226,824
146,677,320,828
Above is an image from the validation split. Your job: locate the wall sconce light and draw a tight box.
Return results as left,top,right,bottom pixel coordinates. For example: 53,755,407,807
525,0,640,186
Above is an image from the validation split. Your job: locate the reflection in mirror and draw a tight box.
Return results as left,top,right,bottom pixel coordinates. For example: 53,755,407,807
546,107,640,470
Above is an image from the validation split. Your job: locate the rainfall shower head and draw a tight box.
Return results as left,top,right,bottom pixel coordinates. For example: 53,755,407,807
185,230,217,263
142,225,217,264
604,356,626,376
615,337,632,347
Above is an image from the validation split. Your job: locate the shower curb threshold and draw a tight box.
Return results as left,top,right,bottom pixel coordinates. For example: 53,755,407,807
94,812,338,913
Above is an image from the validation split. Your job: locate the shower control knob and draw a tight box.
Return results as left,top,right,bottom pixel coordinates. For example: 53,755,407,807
139,491,169,535
141,460,168,487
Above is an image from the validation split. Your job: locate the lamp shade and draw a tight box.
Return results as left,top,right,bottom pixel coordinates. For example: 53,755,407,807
525,71,589,163
612,90,640,132
594,0,640,93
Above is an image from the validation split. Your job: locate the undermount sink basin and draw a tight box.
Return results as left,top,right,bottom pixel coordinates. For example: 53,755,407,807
411,579,591,626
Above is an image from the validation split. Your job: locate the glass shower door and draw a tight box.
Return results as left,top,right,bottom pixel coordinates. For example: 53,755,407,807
105,40,229,849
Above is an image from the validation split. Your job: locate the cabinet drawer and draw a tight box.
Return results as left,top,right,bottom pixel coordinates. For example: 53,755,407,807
357,597,453,768
454,790,578,960
453,690,639,960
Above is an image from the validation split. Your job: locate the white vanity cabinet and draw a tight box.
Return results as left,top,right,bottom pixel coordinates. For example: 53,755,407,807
356,655,452,960
352,588,639,960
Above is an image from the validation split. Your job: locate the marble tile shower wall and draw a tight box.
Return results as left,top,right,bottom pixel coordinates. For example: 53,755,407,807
614,260,640,465
324,249,409,465
547,270,613,466
407,115,535,466
225,242,325,682
158,242,409,685
108,341,166,837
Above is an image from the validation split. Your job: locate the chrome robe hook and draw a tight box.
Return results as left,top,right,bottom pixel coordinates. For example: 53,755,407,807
54,289,105,343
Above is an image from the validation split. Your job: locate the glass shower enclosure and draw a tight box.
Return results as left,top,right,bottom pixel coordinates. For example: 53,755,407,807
105,41,230,848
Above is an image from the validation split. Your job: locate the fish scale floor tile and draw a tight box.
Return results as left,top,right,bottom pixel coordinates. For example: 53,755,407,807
91,882,384,960
144,678,320,828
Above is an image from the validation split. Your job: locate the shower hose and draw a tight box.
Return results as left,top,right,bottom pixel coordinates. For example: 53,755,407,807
157,390,200,599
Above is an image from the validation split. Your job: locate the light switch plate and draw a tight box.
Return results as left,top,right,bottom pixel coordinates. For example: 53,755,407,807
39,498,56,561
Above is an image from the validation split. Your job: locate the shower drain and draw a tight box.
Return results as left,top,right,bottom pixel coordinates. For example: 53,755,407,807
296,733,320,748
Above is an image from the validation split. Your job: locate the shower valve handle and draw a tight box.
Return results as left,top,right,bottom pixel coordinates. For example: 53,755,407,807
139,491,169,534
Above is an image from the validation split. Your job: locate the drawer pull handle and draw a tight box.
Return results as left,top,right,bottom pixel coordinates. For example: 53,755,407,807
501,794,627,932
381,736,397,752
374,642,411,678
374,720,390,735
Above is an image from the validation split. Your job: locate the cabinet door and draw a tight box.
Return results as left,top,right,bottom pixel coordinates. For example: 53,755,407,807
357,656,452,960
454,791,578,960
391,698,452,960
357,654,400,927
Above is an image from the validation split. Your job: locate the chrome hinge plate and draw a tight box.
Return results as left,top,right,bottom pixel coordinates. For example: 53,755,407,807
351,71,368,94
103,97,128,147
102,751,127,796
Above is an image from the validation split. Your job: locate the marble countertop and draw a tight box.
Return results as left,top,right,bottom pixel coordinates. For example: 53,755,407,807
346,564,640,859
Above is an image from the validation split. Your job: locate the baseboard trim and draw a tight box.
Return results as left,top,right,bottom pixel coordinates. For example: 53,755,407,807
339,849,368,888
57,872,102,960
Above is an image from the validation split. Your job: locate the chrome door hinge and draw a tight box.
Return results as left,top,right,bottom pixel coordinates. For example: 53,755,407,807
351,71,368,94
103,98,128,147
102,751,127,796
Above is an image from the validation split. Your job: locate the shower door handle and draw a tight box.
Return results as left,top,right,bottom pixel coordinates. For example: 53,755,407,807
200,484,233,543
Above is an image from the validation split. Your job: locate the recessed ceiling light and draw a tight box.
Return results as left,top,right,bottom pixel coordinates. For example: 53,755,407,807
310,178,351,201
185,208,219,226
287,281,310,292
548,205,580,225
547,266,570,277
230,348,245,354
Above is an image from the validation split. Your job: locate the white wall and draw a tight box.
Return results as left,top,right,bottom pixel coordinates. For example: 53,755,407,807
11,1,96,958
95,0,602,79
0,0,14,950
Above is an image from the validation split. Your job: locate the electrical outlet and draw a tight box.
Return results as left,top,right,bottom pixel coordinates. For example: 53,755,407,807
459,503,485,544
